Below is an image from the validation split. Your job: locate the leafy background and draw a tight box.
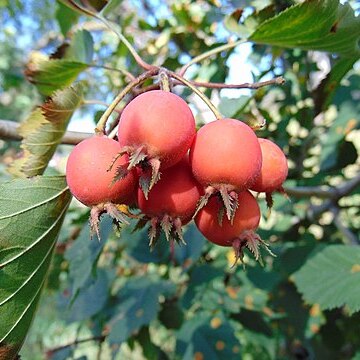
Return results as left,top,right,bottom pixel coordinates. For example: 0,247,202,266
0,0,359,359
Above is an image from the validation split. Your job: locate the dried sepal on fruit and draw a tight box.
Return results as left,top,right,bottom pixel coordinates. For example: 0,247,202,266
195,191,274,265
190,118,262,222
137,157,202,247
115,90,196,198
66,135,137,238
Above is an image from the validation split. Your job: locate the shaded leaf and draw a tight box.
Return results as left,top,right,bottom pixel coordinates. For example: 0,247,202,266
249,0,360,57
176,313,241,360
293,245,360,314
65,216,113,297
314,57,357,114
8,84,83,178
65,269,110,322
57,0,96,17
108,277,175,344
25,57,88,96
0,176,71,358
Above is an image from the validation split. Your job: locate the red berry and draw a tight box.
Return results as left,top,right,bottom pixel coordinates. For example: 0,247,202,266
137,157,203,245
138,157,202,223
250,138,288,193
195,191,273,264
66,136,136,206
195,191,260,247
190,118,262,192
118,90,196,169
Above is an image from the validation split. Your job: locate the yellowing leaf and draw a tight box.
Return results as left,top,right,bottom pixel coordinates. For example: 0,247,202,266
8,84,83,178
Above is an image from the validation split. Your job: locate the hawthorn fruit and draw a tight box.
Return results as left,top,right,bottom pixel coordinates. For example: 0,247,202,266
251,138,288,193
66,135,137,238
137,156,202,246
195,191,273,264
117,90,196,198
190,118,262,221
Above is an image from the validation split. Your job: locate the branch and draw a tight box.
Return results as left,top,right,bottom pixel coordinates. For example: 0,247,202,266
0,120,91,145
46,335,106,359
285,173,360,200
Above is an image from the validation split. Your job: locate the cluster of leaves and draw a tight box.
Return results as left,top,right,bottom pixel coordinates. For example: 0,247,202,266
0,0,359,359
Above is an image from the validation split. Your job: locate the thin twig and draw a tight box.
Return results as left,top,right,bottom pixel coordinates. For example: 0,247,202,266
188,76,285,89
169,71,222,120
285,173,360,200
0,119,91,145
89,64,136,81
95,68,159,133
178,39,247,76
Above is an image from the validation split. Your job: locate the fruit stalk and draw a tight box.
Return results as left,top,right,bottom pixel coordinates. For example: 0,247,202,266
169,72,222,120
95,68,159,134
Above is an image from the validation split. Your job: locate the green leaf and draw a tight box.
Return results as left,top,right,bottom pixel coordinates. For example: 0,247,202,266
8,84,83,178
107,277,175,344
66,30,94,63
176,313,241,360
0,176,71,359
56,1,79,36
57,0,96,17
249,0,360,58
65,216,113,297
293,245,360,314
65,269,111,322
25,58,88,96
101,0,122,17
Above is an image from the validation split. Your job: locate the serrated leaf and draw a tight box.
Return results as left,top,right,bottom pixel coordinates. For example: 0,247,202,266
176,313,241,360
249,0,360,58
65,30,94,63
293,245,360,314
108,277,175,344
0,176,71,358
25,57,88,96
8,84,83,178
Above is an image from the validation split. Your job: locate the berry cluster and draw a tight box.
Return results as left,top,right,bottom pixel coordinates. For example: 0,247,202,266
66,89,288,264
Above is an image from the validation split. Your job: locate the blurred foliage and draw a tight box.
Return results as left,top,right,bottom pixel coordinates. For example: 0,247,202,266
0,0,359,359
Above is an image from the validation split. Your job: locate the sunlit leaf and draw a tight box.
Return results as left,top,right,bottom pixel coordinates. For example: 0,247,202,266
0,176,71,359
249,0,360,57
25,56,88,96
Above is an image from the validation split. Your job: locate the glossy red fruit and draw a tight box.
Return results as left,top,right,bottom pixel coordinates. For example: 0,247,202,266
66,136,136,206
251,138,288,193
195,191,273,264
190,118,262,192
138,157,202,223
118,90,196,170
137,157,203,245
195,191,260,247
